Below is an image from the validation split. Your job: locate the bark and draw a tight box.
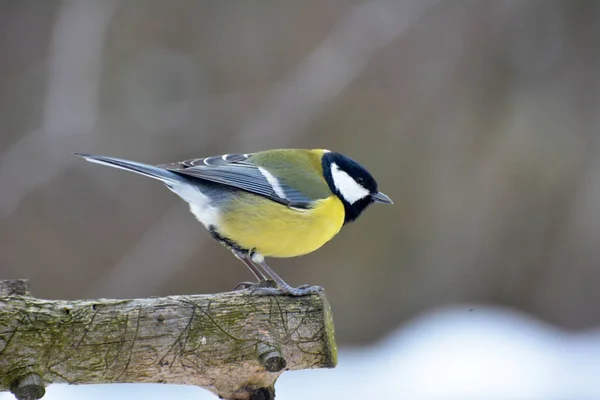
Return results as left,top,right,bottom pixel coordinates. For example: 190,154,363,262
0,280,337,400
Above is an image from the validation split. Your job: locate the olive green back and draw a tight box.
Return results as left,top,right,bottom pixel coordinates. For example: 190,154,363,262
249,149,332,200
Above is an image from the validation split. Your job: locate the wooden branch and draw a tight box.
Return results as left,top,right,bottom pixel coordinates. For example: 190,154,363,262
0,279,337,400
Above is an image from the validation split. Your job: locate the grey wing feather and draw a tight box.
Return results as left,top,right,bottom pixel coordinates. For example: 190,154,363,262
186,153,249,167
159,153,312,208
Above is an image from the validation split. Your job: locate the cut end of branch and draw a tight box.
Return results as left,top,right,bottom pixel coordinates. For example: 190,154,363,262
257,344,286,373
10,374,45,400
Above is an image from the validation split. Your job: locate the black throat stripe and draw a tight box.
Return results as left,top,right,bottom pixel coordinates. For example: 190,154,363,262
208,225,249,253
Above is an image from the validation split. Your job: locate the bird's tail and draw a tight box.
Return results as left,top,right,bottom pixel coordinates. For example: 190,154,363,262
74,153,186,185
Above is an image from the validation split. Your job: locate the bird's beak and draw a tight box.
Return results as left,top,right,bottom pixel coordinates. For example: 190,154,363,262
372,191,393,204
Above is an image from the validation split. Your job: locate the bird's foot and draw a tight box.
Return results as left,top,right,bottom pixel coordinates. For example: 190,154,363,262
234,280,277,291
233,281,257,291
247,283,324,297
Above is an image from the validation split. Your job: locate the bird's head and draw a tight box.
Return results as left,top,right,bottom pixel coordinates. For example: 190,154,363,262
322,151,392,223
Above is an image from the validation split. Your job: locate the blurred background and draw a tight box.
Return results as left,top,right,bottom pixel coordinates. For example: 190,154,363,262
2,0,600,399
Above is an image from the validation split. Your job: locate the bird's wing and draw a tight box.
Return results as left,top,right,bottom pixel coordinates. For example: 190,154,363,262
159,152,320,208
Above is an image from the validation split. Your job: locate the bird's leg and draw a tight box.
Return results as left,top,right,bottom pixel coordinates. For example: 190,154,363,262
249,259,323,297
233,250,268,281
232,250,271,290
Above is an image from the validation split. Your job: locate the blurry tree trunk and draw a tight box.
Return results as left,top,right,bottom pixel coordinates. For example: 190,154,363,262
0,280,337,400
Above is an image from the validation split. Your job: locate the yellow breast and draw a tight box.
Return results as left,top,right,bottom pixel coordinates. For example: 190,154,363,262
217,194,345,258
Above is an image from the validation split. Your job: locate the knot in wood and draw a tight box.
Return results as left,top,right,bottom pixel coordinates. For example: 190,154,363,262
248,386,275,400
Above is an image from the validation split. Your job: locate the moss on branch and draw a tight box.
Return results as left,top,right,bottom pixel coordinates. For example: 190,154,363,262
0,280,337,400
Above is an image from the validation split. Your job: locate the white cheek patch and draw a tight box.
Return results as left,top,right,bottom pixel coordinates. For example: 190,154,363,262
258,167,287,200
330,163,370,204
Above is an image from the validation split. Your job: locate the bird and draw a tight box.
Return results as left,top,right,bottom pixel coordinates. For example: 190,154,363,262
74,149,392,296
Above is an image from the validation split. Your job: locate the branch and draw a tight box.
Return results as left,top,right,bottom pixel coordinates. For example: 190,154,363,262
0,280,337,400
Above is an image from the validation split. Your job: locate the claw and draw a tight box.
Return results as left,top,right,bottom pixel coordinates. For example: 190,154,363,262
233,281,256,291
235,280,278,292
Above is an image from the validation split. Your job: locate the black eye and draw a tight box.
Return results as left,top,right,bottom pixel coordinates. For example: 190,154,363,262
356,177,365,185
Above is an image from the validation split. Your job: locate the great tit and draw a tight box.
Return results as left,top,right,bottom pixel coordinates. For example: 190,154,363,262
75,149,392,296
